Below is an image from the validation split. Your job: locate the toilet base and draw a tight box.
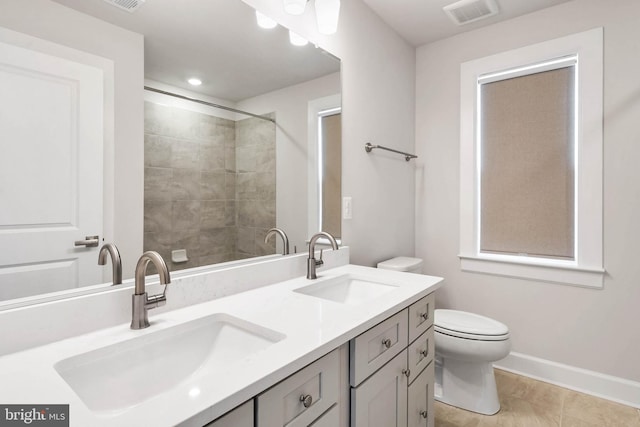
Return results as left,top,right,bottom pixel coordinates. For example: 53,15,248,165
434,356,501,415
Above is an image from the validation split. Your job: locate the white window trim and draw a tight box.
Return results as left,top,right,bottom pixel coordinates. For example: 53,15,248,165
459,28,604,289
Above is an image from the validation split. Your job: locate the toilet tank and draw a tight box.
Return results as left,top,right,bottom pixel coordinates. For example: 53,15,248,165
377,257,423,274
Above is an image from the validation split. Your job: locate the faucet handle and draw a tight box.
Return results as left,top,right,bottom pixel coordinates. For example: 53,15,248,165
315,249,325,267
146,292,167,309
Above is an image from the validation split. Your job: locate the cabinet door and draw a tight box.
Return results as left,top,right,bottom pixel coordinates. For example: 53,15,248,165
408,362,434,427
351,349,408,427
205,400,253,427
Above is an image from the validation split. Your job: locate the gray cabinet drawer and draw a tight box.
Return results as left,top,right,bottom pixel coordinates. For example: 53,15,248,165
256,348,340,427
349,309,408,387
407,326,434,385
408,293,434,343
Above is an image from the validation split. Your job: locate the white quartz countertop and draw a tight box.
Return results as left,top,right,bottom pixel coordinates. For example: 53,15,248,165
0,265,442,426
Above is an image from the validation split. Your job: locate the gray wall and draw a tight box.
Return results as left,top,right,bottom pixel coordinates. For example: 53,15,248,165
416,0,640,382
144,102,276,271
235,115,278,259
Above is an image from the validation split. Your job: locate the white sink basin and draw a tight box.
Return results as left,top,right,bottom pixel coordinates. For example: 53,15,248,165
54,313,285,413
294,274,399,305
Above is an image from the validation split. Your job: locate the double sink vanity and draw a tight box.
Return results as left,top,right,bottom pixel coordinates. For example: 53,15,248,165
0,249,442,426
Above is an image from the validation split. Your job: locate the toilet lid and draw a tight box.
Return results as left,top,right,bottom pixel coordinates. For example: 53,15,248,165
435,309,509,340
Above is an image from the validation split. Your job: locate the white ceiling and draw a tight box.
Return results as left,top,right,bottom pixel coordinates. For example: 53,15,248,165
361,0,573,47
51,0,340,102
49,0,573,101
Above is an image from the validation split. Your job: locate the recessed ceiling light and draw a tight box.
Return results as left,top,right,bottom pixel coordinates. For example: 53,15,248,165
187,78,202,86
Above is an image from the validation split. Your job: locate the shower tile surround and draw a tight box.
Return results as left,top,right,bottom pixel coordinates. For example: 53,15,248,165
144,102,276,270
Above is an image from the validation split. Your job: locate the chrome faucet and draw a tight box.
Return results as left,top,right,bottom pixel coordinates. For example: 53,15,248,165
265,228,290,255
307,232,339,280
131,251,171,330
98,243,122,285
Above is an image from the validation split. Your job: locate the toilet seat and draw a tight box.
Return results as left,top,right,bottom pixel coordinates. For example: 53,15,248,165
435,309,509,341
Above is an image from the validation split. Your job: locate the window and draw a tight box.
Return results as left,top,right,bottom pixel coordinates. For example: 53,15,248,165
307,94,342,241
319,109,342,238
459,28,604,288
480,59,576,260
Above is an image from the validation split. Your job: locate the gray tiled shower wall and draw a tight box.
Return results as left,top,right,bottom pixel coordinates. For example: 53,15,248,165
143,101,276,271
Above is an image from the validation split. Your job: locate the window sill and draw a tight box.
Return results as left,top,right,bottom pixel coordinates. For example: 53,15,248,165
458,254,605,289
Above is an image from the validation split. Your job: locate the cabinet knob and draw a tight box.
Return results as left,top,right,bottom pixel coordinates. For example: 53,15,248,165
300,394,313,408
420,410,428,419
382,338,392,349
419,312,428,321
402,368,411,378
420,348,429,358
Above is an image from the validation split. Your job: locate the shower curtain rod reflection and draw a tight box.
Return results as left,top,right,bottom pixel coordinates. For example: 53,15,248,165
144,86,276,123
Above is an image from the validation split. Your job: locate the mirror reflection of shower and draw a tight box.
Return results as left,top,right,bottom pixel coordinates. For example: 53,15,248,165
143,86,276,271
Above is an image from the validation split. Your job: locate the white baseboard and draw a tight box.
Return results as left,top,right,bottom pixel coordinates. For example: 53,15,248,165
494,352,640,409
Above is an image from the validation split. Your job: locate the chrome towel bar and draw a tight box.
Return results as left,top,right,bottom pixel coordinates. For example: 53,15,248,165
364,143,417,161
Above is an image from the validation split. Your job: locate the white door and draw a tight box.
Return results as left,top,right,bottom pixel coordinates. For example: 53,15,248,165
0,39,104,301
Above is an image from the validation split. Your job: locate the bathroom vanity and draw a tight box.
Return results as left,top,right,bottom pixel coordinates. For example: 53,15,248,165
211,291,436,427
0,259,442,427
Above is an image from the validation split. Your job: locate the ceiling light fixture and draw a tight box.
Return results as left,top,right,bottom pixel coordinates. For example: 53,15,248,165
187,78,202,86
288,30,309,46
282,0,340,35
256,10,278,29
314,0,340,35
283,0,308,15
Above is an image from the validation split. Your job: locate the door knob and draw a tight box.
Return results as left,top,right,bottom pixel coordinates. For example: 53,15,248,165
74,235,99,247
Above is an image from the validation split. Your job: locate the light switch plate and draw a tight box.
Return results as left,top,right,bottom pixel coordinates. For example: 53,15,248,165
343,196,352,219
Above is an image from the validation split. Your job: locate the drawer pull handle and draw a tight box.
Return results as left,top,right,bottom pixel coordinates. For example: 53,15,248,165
419,312,428,321
300,394,313,408
420,410,428,419
420,349,429,358
402,368,411,378
382,338,392,349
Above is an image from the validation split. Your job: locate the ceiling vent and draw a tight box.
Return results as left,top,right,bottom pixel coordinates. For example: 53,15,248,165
443,0,499,26
101,0,145,13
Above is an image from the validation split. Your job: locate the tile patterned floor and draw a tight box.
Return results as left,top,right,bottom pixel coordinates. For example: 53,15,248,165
435,369,640,427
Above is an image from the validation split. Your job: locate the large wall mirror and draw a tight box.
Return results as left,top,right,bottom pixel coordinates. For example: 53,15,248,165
0,0,341,309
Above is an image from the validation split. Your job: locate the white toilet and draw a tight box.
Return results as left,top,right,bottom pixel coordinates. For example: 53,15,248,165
376,256,423,273
376,257,511,416
434,309,511,415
